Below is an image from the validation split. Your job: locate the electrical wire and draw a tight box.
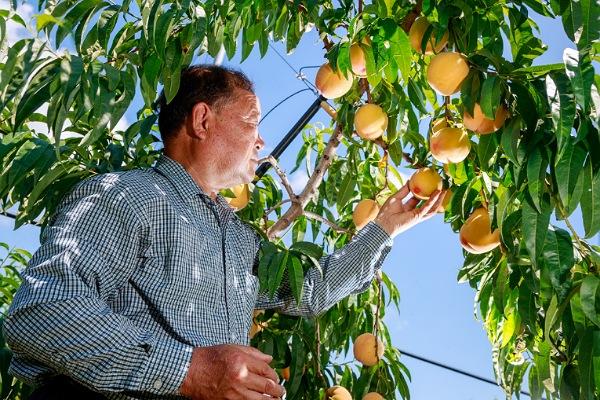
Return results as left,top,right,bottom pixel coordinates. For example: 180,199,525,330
399,349,543,399
268,43,319,95
259,88,314,125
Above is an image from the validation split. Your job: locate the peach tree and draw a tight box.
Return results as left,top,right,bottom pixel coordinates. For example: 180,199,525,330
0,0,599,399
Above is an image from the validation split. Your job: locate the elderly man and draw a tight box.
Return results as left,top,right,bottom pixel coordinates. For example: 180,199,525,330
4,65,443,399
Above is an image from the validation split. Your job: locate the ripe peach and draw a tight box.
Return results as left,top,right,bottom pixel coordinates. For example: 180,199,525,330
225,184,250,210
354,103,388,140
363,393,385,400
430,127,471,164
350,43,367,77
409,16,449,55
326,386,352,400
353,332,385,366
353,199,380,230
427,52,469,96
459,207,501,254
408,167,443,200
463,103,508,135
315,62,354,99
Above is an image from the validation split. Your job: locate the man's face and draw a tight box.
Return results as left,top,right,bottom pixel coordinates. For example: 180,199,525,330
206,89,264,187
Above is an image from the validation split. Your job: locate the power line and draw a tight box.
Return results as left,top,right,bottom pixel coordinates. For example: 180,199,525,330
259,88,314,125
399,349,541,399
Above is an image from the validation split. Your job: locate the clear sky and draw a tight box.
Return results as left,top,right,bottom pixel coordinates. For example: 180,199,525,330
1,3,597,399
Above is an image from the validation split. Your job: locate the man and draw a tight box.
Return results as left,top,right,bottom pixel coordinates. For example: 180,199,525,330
4,65,444,399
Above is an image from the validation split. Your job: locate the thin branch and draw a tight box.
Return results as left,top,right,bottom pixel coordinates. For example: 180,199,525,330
264,155,296,199
304,211,352,234
264,199,292,217
360,78,372,104
267,125,343,239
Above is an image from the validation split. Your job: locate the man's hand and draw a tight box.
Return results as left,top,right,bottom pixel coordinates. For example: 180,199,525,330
374,183,446,239
179,344,285,400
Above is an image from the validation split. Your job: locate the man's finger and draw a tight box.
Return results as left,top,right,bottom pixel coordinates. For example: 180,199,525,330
417,190,443,217
392,183,411,201
246,357,280,383
239,346,273,363
245,372,286,398
404,197,420,210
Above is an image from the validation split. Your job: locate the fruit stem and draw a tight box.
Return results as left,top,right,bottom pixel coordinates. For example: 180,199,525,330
444,96,451,120
361,78,373,104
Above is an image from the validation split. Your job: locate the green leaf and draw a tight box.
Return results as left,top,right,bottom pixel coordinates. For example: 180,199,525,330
501,117,522,166
526,147,547,213
579,329,596,400
285,334,306,398
258,242,276,292
546,72,576,159
268,251,288,298
555,138,587,216
477,132,498,170
287,255,303,305
501,310,518,348
563,48,595,112
390,27,411,83
512,63,564,77
542,227,574,302
522,193,551,267
480,75,502,119
36,12,60,31
581,156,600,238
337,172,355,209
561,0,600,47
407,79,427,114
289,241,323,259
580,275,600,328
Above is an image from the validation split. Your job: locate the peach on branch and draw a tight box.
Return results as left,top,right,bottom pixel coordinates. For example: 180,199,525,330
353,332,385,366
409,16,449,55
225,184,250,210
353,199,380,230
430,127,471,164
459,207,501,254
326,385,352,400
315,62,354,99
463,103,508,135
354,103,388,140
408,167,443,200
427,52,470,96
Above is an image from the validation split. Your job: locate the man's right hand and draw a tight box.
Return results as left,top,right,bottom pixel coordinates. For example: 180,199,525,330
179,344,285,399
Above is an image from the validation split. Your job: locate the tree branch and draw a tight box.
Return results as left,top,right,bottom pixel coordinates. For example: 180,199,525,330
263,155,296,199
304,211,352,234
267,125,344,239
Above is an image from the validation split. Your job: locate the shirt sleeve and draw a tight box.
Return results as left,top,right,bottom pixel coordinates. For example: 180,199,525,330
255,221,393,316
3,176,193,396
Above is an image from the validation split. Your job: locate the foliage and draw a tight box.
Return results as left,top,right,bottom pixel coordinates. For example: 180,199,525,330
1,0,600,399
0,244,32,400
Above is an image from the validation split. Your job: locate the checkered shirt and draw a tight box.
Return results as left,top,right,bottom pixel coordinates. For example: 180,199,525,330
4,155,393,399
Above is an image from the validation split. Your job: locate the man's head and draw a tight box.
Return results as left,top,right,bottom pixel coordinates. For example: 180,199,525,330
157,65,264,193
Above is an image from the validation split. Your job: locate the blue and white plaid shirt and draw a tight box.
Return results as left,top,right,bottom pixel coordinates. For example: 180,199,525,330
4,155,393,399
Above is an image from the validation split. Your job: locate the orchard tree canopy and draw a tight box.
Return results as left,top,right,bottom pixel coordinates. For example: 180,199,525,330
1,0,600,399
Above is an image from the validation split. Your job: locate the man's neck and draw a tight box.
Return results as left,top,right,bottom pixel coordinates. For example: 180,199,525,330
164,149,220,200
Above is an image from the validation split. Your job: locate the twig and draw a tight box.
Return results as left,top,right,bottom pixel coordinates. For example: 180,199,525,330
304,211,352,234
361,78,372,103
264,199,292,217
315,318,323,379
267,125,343,239
266,155,296,199
373,270,384,366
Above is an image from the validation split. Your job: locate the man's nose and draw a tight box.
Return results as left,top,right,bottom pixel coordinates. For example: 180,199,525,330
255,134,265,151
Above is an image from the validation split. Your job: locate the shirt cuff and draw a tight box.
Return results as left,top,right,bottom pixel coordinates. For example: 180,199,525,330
358,221,393,250
139,338,193,395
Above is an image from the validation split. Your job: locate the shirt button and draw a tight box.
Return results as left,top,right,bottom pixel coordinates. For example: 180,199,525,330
153,379,163,390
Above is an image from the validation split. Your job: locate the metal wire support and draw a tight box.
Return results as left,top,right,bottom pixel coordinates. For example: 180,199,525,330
254,94,328,182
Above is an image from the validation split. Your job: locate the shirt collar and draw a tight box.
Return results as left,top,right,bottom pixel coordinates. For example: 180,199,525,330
153,155,207,199
153,155,234,208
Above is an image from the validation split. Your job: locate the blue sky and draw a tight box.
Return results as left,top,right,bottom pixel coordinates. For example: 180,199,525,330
1,3,598,399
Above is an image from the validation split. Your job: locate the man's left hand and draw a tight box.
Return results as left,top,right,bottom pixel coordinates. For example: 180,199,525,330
374,183,446,239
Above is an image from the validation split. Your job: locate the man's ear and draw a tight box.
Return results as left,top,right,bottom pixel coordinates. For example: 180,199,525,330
188,102,211,140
